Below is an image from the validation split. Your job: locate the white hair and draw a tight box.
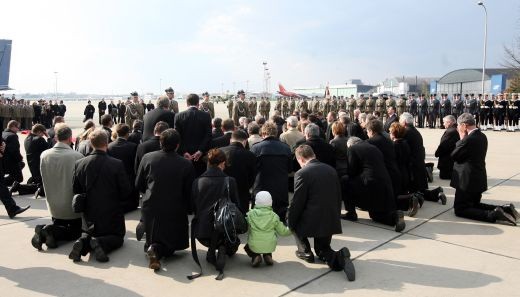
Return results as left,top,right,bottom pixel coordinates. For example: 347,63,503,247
347,136,362,147
287,116,299,128
400,112,414,125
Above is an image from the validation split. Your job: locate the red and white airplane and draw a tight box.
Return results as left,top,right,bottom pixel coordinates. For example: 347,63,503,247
277,83,308,98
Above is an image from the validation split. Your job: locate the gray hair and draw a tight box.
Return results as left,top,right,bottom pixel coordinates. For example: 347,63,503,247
400,112,414,125
457,113,476,126
443,115,456,124
287,116,299,128
157,96,170,109
347,136,362,147
55,123,72,141
359,113,367,123
304,123,320,137
239,117,248,125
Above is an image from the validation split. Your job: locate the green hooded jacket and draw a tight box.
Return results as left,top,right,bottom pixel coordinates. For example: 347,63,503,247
246,205,292,253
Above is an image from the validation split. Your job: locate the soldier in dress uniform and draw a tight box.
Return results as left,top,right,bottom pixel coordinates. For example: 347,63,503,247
13,101,22,128
375,95,386,118
510,93,520,131
452,94,463,121
427,94,440,129
165,87,179,114
233,90,249,126
396,95,407,117
311,97,320,114
0,99,6,130
439,94,451,129
366,95,376,115
248,97,258,118
480,94,492,130
259,97,270,119
321,97,332,116
468,94,479,126
407,94,418,124
338,96,347,111
125,92,140,128
493,93,507,131
298,97,308,114
330,96,338,113
347,95,357,120
356,95,366,115
200,92,215,118
417,94,428,128
507,93,517,132
24,101,34,130
227,96,234,119
463,94,471,114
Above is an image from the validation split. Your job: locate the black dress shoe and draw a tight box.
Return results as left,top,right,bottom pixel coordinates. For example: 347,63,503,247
69,240,83,262
438,192,447,205
42,225,57,249
493,207,517,226
408,195,419,217
8,181,20,195
501,204,519,222
8,205,30,219
414,192,425,208
31,224,46,251
339,247,355,281
394,210,406,232
341,212,358,222
136,221,145,241
295,251,315,263
90,238,109,262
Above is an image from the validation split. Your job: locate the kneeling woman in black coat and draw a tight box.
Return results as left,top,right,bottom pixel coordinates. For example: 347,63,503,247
191,148,241,277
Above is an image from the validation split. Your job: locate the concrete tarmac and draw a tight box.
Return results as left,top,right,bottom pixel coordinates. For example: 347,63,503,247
2,107,520,296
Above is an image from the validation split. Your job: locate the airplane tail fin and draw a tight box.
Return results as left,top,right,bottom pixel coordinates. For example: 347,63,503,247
278,83,287,93
0,40,12,90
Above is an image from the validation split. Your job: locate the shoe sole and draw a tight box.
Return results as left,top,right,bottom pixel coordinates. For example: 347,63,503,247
69,241,83,262
91,240,109,263
147,249,161,271
408,197,419,217
31,225,44,251
339,248,355,281
439,193,447,205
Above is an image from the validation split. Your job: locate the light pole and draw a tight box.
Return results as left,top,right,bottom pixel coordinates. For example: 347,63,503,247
477,1,487,96
53,72,58,100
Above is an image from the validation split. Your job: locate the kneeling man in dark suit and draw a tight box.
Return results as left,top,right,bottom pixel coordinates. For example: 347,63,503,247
451,113,518,225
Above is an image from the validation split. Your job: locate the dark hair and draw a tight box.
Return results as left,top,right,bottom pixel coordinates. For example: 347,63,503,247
231,130,248,141
366,119,383,134
154,121,169,135
248,122,260,135
83,119,95,130
101,114,113,126
7,120,19,129
53,116,64,126
339,116,351,126
207,148,226,167
295,144,315,160
186,93,200,106
222,119,235,132
160,129,180,152
212,117,222,128
256,117,266,126
133,119,143,130
115,123,130,137
31,124,47,134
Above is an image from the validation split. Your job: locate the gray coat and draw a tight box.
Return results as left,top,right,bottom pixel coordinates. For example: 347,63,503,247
40,142,84,220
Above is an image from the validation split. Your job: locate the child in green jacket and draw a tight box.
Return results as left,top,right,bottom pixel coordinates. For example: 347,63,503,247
244,191,292,267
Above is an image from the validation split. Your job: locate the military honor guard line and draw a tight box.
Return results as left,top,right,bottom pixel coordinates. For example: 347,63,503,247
0,88,519,282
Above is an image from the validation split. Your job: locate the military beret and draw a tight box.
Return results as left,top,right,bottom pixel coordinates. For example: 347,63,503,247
131,91,139,96
165,87,174,93
202,92,209,96
237,90,245,95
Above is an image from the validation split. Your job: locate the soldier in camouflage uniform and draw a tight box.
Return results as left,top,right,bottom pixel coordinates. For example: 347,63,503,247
227,97,234,119
125,92,140,128
311,97,320,114
258,97,270,119
200,92,215,118
233,90,249,125
281,97,290,118
385,95,396,120
356,95,366,115
298,98,309,114
23,101,34,129
0,99,7,129
248,97,258,118
164,87,179,114
338,96,347,111
375,95,386,118
365,95,376,115
321,97,332,116
396,95,407,117
347,95,357,120
13,101,22,127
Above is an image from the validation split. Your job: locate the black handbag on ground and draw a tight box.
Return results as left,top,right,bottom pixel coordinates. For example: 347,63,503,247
213,177,248,242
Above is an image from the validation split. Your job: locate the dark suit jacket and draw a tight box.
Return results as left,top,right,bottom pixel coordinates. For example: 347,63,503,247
135,136,161,173
296,137,336,169
404,125,428,191
289,159,342,238
136,150,195,250
220,142,256,213
210,132,232,149
174,106,212,154
384,114,398,133
2,129,23,174
450,129,487,193
142,108,175,142
47,127,57,147
367,134,402,195
347,142,395,212
108,137,138,181
435,125,459,172
102,126,113,143
24,133,48,179
73,150,131,237
127,130,142,145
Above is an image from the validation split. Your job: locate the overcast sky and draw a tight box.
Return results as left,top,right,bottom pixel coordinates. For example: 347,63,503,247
2,0,519,95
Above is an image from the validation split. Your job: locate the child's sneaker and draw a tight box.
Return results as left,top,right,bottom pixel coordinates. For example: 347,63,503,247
263,254,274,266
251,255,262,267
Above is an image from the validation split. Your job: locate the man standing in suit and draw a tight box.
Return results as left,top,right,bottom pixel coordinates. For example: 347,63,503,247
383,106,398,133
450,113,518,225
435,115,459,180
34,124,83,250
2,120,23,186
69,130,131,263
0,137,30,219
174,94,212,177
142,97,175,142
108,124,138,212
220,130,256,214
289,145,355,281
98,99,107,124
210,119,235,149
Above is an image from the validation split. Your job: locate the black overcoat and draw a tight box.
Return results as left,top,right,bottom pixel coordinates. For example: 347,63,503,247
174,107,212,154
142,108,175,142
450,129,487,193
435,125,459,173
134,136,161,173
403,125,428,192
367,134,401,196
